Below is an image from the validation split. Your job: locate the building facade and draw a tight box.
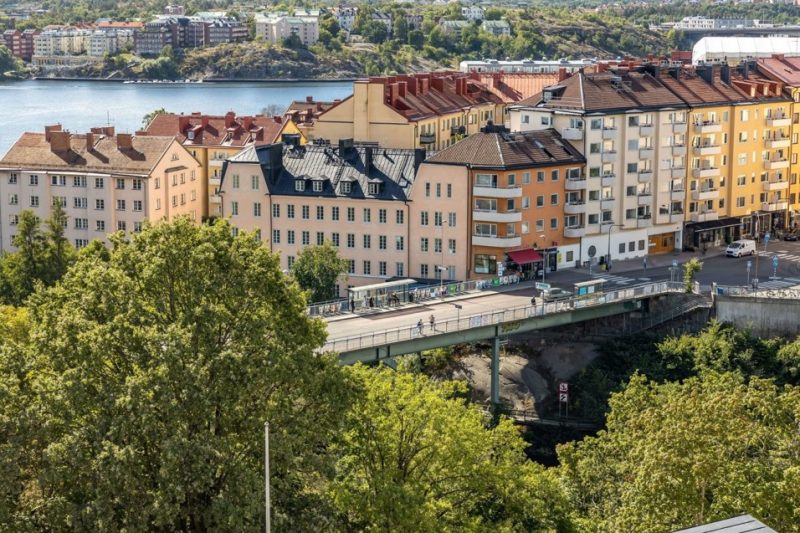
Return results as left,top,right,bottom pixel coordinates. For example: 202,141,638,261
255,12,319,46
3,29,39,62
0,125,202,251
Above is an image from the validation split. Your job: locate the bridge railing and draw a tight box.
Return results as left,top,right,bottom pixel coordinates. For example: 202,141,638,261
715,285,800,299
322,281,684,353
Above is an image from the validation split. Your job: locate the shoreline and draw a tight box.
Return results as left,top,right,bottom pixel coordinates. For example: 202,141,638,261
28,76,359,83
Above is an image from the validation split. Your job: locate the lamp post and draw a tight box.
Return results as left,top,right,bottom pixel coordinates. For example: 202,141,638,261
606,224,624,270
538,234,547,285
437,265,447,298
264,422,271,533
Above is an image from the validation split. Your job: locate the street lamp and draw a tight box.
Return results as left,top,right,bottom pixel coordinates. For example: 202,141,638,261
436,265,447,298
538,234,547,284
606,223,624,270
264,422,271,533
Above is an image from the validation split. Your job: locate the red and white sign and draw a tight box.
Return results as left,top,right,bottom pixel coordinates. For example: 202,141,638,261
559,382,569,393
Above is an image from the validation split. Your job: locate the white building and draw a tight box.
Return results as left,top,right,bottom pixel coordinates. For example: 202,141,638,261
460,58,598,74
255,11,320,46
461,5,485,21
692,36,800,64
674,16,716,30
332,6,358,32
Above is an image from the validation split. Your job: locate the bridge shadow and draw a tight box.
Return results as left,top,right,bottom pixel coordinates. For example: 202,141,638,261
357,304,438,320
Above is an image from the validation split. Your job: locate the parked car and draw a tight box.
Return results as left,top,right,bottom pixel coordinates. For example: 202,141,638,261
783,232,798,241
540,287,573,302
725,239,756,257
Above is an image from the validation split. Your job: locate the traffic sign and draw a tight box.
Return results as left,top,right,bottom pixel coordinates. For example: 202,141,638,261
773,255,779,268
559,382,569,392
672,259,678,268
535,282,551,290
558,392,568,403
747,260,752,269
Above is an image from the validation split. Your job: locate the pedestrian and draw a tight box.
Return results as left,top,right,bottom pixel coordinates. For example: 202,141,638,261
642,256,647,272
417,319,424,335
429,314,435,332
369,296,375,308
349,298,355,313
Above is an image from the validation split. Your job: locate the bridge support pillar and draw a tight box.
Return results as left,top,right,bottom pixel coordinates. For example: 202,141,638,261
491,334,500,410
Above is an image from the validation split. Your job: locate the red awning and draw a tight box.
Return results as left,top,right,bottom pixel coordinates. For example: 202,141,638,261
507,249,543,265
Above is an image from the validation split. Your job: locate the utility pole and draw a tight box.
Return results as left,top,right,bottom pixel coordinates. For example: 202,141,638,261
265,422,271,533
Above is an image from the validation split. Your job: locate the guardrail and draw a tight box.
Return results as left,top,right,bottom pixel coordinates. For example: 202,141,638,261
323,281,684,353
715,285,800,299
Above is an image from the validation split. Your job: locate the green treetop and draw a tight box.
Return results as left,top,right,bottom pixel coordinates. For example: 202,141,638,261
291,241,349,303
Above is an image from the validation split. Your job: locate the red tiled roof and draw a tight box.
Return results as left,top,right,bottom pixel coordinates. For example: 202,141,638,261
284,97,341,124
142,112,288,147
475,72,561,103
425,129,585,169
756,54,800,87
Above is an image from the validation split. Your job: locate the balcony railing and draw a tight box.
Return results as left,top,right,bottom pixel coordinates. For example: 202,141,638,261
693,120,721,133
473,185,522,198
764,159,789,170
419,133,436,144
565,176,588,190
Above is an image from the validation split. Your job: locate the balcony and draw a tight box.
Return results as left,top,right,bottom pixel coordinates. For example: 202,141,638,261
764,159,789,170
209,175,221,186
600,197,616,208
209,155,227,163
692,167,720,178
766,115,791,127
763,179,789,192
419,133,436,145
670,189,686,202
564,225,586,238
638,170,653,182
602,127,617,140
209,194,222,204
693,121,721,133
636,216,652,228
639,124,654,136
472,234,522,248
451,125,466,137
472,209,522,223
693,144,721,156
639,148,655,159
766,137,790,149
601,151,617,163
565,177,587,190
691,210,718,222
473,185,522,198
564,201,586,214
671,167,686,179
671,122,688,134
762,201,789,212
601,174,615,187
637,193,652,206
562,127,583,140
692,188,719,201
671,145,687,157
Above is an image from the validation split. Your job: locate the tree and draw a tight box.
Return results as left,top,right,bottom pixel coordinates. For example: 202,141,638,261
331,366,573,531
0,45,22,77
683,257,702,292
141,107,169,128
282,33,303,49
1,218,354,530
362,20,389,44
558,372,800,532
393,16,409,43
43,201,74,285
291,242,349,303
408,29,424,49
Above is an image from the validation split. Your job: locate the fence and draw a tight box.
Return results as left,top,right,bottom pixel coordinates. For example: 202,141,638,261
307,274,522,317
323,281,684,353
714,285,800,299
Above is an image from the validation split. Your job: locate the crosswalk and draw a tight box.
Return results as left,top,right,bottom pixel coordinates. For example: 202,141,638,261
773,250,800,264
755,278,800,289
591,272,634,285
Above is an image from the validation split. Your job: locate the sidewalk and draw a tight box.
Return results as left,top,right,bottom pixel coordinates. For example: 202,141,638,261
594,247,720,274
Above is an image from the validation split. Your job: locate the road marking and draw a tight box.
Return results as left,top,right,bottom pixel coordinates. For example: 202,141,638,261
757,279,797,289
591,273,633,285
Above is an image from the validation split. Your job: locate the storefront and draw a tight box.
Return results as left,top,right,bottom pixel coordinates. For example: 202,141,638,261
505,248,544,281
683,217,741,250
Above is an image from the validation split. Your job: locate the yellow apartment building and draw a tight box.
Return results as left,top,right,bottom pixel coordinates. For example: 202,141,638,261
141,112,304,219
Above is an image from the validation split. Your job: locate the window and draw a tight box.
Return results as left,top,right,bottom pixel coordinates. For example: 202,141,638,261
396,210,404,224
8,173,17,185
536,195,544,207
448,239,456,254
550,193,558,205
590,118,602,130
434,211,443,226
134,222,142,233
254,202,262,217
474,254,497,274
116,199,126,211
619,243,625,254
29,175,39,186
295,180,305,192
52,196,66,207
231,201,239,216
628,241,635,252
588,214,599,224
172,196,177,207
232,175,240,189
94,177,104,189
75,239,89,249
396,262,405,277
396,236,404,251
363,208,371,223
287,204,295,219
316,206,324,220
448,212,457,227
156,198,161,210
363,260,371,275
347,233,355,248
117,221,126,232
420,238,429,252
96,220,105,232
330,232,337,247
51,175,66,186
420,211,429,226
379,261,387,277
288,230,296,245
379,209,387,223
74,218,88,230
302,231,310,245
379,235,387,250
347,207,355,222
420,264,429,278
272,229,280,244
638,240,645,251
425,182,431,197
302,205,309,219
447,184,452,198
272,204,280,218
332,206,339,221
508,174,516,186
348,260,355,275
287,256,295,269
550,218,558,229
115,178,125,190
95,199,105,210
551,169,559,181
340,181,352,194
363,234,371,249
317,232,324,245
535,219,544,231
313,181,323,193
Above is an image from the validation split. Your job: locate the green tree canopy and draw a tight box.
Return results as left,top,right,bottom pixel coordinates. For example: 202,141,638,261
331,365,572,531
291,241,349,303
0,218,353,531
559,372,800,532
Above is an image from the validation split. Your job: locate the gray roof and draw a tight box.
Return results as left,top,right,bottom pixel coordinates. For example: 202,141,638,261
672,515,776,533
223,143,421,201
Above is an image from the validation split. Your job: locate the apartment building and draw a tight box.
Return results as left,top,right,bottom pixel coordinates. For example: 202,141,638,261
462,6,485,21
303,71,562,151
414,127,586,280
134,16,208,55
218,141,424,294
332,6,358,32
3,29,39,62
509,70,688,262
481,20,511,37
0,125,202,252
140,112,305,219
255,12,319,46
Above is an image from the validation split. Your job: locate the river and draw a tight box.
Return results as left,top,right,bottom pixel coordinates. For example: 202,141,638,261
0,79,354,156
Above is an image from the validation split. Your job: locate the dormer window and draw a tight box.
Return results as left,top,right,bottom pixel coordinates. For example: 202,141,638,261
341,181,352,194
368,183,380,195
312,180,323,192
295,179,305,192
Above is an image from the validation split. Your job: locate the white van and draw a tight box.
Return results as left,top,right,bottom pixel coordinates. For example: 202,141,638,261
725,239,756,257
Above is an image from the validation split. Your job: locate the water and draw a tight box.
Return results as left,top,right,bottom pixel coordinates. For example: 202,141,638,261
0,79,353,155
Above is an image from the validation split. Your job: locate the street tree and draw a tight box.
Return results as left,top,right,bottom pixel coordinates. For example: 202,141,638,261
1,218,354,531
291,241,349,303
682,257,702,292
558,372,800,532
331,365,573,532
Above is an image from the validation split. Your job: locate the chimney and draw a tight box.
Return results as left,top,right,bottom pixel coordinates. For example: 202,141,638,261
178,115,191,132
116,133,133,150
398,81,407,98
102,126,115,137
697,64,713,85
49,130,71,153
44,124,63,142
259,144,283,181
431,77,444,93
720,63,731,85
364,145,373,173
338,138,355,159
273,115,282,124
413,147,426,170
558,67,568,82
201,117,209,129
225,111,236,128
85,132,94,151
316,102,323,111
306,95,313,103
420,77,430,95
243,116,253,130
90,127,104,134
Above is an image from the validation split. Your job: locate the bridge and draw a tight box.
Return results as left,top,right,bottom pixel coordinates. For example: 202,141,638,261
323,281,689,408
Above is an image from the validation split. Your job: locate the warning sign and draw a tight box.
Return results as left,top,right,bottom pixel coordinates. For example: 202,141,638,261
559,382,569,393
559,392,568,403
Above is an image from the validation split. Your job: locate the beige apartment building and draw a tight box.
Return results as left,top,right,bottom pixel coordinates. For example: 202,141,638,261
218,140,424,295
0,125,202,251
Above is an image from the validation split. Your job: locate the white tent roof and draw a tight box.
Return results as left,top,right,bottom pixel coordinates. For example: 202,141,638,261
693,36,800,63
